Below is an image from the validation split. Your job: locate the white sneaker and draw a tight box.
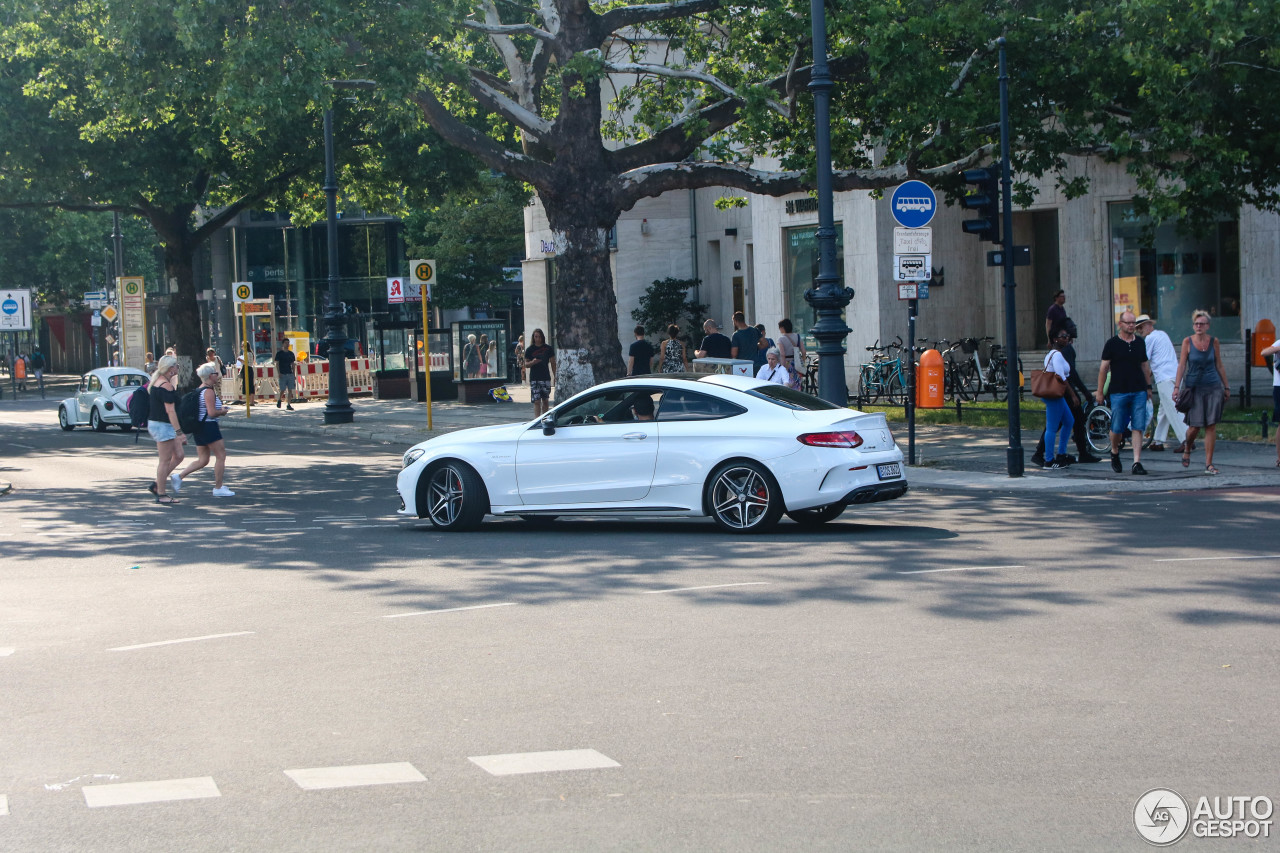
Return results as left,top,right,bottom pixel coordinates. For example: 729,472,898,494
212,486,235,497
170,472,182,493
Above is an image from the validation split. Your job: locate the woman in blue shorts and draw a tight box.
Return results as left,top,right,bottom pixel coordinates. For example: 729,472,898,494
174,362,236,496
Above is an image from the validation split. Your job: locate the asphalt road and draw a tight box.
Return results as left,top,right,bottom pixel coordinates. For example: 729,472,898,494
2,404,1279,851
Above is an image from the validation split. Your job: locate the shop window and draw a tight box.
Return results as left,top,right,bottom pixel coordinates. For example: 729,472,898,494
1108,203,1240,339
783,224,844,346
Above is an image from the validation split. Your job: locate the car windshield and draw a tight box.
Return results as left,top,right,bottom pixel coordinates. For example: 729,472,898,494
109,374,147,389
745,384,840,411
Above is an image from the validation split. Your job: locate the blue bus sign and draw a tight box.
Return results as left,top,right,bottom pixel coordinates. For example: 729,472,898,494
890,181,937,229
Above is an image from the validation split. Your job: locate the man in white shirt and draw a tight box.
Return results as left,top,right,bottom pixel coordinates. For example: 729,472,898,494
1135,314,1187,452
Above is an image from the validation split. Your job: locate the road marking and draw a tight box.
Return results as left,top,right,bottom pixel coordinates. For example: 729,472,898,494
896,565,1026,575
0,794,7,816
642,582,771,594
262,527,323,532
284,762,426,790
384,603,516,619
108,631,254,652
1154,555,1280,563
82,777,220,808
0,648,14,657
10,443,35,449
469,749,620,776
315,516,367,521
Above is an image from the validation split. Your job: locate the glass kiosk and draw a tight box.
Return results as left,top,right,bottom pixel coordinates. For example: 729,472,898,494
451,319,511,403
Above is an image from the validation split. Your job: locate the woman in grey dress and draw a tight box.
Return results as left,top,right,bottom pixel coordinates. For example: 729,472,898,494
1173,310,1230,474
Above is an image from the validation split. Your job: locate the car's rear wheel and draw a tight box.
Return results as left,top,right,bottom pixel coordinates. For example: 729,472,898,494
706,460,783,534
786,503,846,527
58,406,75,431
420,462,487,531
90,408,107,432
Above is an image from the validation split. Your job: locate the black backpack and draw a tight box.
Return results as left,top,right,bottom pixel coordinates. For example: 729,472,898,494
177,388,206,435
128,385,150,443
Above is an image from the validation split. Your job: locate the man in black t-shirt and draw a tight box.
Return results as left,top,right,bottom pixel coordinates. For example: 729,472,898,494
695,319,732,359
273,341,297,411
627,326,656,376
1096,310,1155,474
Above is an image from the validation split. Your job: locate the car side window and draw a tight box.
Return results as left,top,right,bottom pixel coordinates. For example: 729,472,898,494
80,376,90,392
553,390,637,426
656,389,746,421
88,376,101,392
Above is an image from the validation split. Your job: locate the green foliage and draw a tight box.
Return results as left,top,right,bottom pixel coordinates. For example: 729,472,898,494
0,210,162,314
630,278,708,343
402,171,530,311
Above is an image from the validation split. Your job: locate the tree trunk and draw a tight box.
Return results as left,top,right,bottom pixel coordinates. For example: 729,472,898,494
162,235,203,389
541,210,627,401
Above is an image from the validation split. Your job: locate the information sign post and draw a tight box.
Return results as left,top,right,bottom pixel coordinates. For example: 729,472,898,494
411,260,437,429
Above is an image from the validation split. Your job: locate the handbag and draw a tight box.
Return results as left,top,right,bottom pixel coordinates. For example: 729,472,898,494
1030,369,1067,399
1175,383,1194,414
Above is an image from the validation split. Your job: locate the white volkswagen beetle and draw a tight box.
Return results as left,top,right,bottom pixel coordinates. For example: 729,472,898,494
58,367,150,431
397,373,907,533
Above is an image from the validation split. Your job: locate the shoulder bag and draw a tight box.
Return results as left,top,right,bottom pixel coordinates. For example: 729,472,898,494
1030,354,1067,400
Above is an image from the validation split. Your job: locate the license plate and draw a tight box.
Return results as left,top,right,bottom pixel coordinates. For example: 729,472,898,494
876,462,902,480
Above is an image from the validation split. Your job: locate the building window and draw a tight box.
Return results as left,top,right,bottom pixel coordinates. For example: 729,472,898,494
783,224,844,344
1108,203,1240,339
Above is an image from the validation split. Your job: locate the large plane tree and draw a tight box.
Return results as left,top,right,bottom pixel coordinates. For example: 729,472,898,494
389,0,1280,398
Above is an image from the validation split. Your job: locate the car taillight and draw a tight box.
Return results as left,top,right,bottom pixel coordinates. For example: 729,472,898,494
104,401,114,411
798,431,863,448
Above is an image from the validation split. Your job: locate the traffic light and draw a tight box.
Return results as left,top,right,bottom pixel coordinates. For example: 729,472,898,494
961,167,1001,243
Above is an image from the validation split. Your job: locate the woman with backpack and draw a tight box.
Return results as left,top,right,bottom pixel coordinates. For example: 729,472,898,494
173,362,234,497
147,355,186,504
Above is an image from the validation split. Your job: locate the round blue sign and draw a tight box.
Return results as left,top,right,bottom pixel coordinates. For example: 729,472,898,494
890,180,937,229
1,298,17,315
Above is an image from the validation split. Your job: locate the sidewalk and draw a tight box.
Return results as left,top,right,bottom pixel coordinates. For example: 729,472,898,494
214,382,1280,493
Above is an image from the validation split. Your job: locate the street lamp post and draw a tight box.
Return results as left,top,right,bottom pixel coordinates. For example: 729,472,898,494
803,0,854,405
321,79,375,425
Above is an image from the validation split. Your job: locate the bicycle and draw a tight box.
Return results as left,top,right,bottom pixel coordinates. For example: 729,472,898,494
985,340,1024,402
857,338,907,404
801,355,819,396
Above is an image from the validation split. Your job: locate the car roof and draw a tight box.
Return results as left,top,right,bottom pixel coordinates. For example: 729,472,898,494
623,372,769,392
91,367,149,377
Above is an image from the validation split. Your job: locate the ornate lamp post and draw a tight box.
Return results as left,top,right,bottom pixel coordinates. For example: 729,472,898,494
321,79,376,425
803,0,854,405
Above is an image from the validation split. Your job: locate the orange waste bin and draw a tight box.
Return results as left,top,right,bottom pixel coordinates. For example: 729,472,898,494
1253,319,1275,367
917,348,944,408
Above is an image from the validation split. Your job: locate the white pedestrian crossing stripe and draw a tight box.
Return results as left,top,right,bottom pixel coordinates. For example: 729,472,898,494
284,762,426,790
468,749,620,776
1,794,8,816
82,777,221,808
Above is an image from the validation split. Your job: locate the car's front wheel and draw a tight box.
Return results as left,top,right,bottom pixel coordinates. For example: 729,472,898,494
706,460,784,533
90,408,107,432
58,406,75,431
786,503,846,527
419,462,487,531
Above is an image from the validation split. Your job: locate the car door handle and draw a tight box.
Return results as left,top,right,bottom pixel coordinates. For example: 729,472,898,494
621,432,648,440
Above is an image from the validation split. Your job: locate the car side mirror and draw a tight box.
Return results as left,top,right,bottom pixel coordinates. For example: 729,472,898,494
541,415,556,436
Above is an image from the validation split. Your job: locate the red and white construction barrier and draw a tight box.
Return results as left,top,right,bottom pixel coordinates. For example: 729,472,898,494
222,357,375,403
